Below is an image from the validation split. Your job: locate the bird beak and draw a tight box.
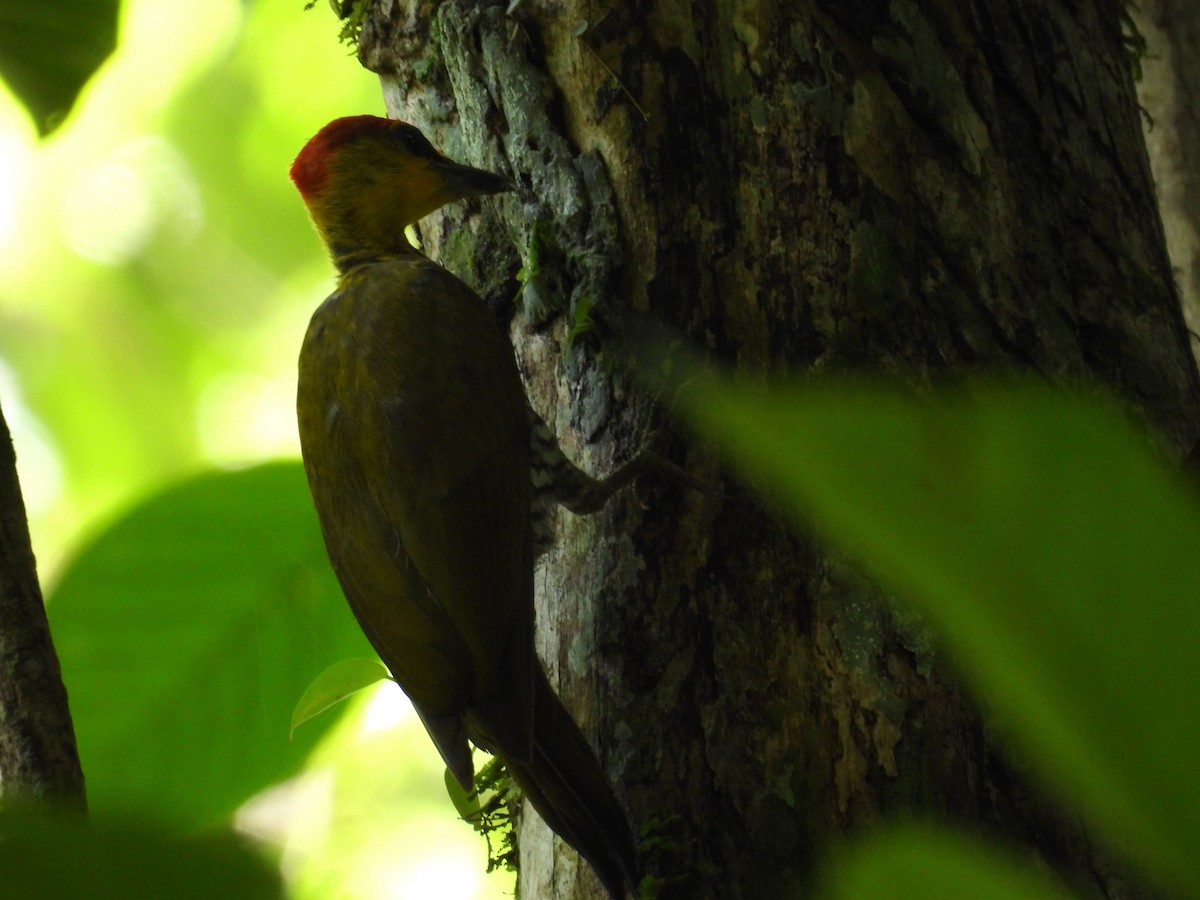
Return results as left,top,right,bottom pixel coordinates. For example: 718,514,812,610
433,157,516,199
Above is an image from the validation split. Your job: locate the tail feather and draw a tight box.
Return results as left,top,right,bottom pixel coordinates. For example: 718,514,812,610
475,665,638,899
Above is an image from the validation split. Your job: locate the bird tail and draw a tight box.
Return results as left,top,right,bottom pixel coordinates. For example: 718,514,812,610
484,665,639,900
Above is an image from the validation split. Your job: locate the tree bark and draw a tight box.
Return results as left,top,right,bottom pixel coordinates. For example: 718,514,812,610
0,401,86,808
1133,0,1200,362
357,1,1199,897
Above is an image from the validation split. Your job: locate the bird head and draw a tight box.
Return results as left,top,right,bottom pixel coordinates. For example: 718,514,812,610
290,116,514,261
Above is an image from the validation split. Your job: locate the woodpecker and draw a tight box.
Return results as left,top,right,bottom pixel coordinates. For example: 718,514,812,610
290,116,638,898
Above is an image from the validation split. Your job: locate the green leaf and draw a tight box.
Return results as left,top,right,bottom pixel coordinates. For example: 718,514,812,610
444,766,482,821
568,295,596,345
0,812,281,899
0,0,120,134
823,822,1073,899
514,219,543,300
48,461,373,829
290,657,390,738
683,377,1200,895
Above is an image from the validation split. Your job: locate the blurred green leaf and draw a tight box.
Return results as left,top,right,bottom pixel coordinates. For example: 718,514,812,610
822,822,1073,899
0,0,120,134
0,811,282,899
290,657,389,738
48,461,373,829
684,377,1200,895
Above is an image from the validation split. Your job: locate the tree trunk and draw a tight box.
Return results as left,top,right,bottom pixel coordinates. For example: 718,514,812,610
357,2,1199,897
0,401,86,808
1133,0,1200,362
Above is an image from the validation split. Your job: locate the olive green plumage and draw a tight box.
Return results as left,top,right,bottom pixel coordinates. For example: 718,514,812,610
291,116,637,899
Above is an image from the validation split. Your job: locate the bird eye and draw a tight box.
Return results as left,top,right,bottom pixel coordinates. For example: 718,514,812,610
392,124,438,158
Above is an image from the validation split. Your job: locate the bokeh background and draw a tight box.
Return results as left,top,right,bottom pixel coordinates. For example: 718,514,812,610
0,0,511,896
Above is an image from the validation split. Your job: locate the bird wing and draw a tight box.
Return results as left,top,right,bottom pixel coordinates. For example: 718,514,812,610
299,257,534,761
